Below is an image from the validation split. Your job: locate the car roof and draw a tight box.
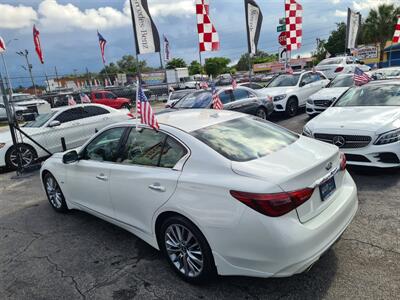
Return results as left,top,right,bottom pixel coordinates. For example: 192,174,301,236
120,109,244,132
52,103,113,112
363,79,400,86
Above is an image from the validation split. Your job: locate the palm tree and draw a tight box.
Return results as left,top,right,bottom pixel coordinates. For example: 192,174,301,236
362,4,400,62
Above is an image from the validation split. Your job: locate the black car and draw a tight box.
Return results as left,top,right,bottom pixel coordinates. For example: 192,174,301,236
161,86,274,120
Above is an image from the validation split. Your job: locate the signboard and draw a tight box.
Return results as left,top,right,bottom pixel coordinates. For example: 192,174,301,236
278,32,286,46
355,45,378,59
279,18,286,25
277,25,285,32
141,71,165,85
279,47,288,63
253,62,285,73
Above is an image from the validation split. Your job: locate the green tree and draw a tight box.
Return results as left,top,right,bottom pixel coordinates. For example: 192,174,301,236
362,4,400,61
236,50,277,71
204,57,231,77
116,55,149,74
324,22,346,56
312,39,328,64
166,58,187,69
188,60,202,75
100,62,120,75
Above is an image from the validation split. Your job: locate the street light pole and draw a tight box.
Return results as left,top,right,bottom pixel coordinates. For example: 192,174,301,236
17,50,37,95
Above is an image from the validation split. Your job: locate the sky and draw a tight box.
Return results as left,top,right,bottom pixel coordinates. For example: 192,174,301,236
0,0,397,86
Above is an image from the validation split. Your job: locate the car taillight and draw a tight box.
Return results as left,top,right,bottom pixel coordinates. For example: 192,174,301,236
334,66,344,73
127,112,134,118
230,188,314,217
340,152,346,170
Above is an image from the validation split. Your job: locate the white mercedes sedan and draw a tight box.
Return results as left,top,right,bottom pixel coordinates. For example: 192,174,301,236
304,80,400,168
40,110,358,283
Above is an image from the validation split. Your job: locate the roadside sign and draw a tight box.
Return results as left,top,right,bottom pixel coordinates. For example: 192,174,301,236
278,32,286,46
277,25,285,32
279,18,286,25
279,47,289,63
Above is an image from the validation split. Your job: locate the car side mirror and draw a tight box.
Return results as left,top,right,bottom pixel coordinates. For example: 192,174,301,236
48,120,61,128
62,150,79,164
300,82,306,87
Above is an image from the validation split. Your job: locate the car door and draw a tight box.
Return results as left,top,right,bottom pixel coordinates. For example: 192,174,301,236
108,127,187,234
44,107,86,153
231,88,258,114
92,92,105,105
217,89,234,109
66,127,127,217
104,92,119,108
80,105,112,139
297,73,315,106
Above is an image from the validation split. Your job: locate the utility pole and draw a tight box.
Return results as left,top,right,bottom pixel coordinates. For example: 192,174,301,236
55,66,61,89
16,50,37,95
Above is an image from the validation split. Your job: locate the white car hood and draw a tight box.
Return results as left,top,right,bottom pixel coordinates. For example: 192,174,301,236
260,86,296,96
308,106,400,134
309,87,349,100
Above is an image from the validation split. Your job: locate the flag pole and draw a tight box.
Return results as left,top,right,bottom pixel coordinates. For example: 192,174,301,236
159,40,169,94
199,50,203,83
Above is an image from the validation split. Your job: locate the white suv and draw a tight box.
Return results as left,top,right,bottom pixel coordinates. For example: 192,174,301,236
315,56,371,79
260,71,329,117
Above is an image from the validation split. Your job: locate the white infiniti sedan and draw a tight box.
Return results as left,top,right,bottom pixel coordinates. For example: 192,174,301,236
40,109,358,283
304,80,400,168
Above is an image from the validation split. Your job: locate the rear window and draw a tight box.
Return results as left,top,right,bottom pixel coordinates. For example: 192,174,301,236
191,117,298,162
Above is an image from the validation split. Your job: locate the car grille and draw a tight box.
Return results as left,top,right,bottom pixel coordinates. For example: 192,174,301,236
314,133,372,148
313,100,332,107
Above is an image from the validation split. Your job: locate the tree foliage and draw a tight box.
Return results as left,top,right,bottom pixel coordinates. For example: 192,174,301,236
324,22,347,56
236,50,277,71
166,58,187,69
188,60,202,75
204,57,231,77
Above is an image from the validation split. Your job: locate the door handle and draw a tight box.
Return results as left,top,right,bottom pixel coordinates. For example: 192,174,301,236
96,173,108,181
148,184,166,192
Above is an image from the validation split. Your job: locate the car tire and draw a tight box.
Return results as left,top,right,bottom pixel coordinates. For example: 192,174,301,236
121,103,131,110
5,144,37,170
285,97,298,117
255,107,268,120
159,215,216,284
43,172,69,213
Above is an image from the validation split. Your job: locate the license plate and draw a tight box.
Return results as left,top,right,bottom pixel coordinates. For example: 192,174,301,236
319,176,336,201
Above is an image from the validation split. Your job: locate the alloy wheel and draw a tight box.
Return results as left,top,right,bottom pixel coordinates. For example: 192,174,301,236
9,146,35,168
256,108,267,119
164,224,204,277
46,176,63,209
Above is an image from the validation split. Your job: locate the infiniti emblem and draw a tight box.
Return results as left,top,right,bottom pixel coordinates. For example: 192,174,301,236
332,136,345,148
325,162,333,171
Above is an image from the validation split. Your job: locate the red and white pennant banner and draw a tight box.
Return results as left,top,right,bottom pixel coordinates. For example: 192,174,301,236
285,0,303,51
0,37,6,53
393,15,400,44
195,0,220,52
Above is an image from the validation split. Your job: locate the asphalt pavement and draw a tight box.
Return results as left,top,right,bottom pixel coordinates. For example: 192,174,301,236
0,111,399,300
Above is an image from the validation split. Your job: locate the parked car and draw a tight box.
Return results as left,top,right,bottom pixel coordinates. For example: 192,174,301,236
40,109,357,283
168,86,274,120
315,56,371,79
239,82,264,89
90,91,131,109
306,74,354,116
303,80,400,168
260,71,330,117
165,89,196,108
0,103,30,122
11,93,51,115
0,104,132,169
368,66,400,80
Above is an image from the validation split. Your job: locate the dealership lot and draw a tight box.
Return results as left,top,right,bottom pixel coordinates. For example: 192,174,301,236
0,111,399,299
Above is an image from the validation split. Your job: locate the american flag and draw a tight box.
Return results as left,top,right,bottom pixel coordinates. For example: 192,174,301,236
67,95,76,106
136,82,159,130
33,25,44,64
163,34,170,61
286,65,294,74
0,36,6,53
97,31,107,64
353,67,371,86
393,15,400,44
80,93,91,103
200,80,209,89
211,83,223,110
231,78,237,90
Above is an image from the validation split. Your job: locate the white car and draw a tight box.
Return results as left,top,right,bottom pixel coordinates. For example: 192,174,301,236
260,71,329,117
165,89,196,108
40,109,358,283
303,80,400,168
306,74,354,116
0,103,30,121
315,56,371,79
0,104,131,169
11,93,51,114
369,66,400,80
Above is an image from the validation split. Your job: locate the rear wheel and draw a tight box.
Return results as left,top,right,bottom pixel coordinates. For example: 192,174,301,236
285,97,298,117
255,107,268,120
43,172,69,213
159,215,216,284
5,144,37,170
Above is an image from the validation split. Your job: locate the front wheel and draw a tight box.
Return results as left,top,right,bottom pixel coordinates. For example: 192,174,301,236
5,144,37,170
43,172,69,213
255,107,268,120
285,98,298,117
159,215,216,283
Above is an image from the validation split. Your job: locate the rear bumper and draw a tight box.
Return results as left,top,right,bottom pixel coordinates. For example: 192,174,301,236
210,171,358,278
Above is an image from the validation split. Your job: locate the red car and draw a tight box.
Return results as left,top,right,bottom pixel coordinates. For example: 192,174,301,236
90,91,131,109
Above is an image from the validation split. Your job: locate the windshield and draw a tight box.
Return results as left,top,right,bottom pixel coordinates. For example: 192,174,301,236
170,92,190,100
334,85,400,107
267,74,300,87
191,116,298,162
24,111,56,127
327,75,354,88
318,58,343,66
374,68,400,78
174,91,212,109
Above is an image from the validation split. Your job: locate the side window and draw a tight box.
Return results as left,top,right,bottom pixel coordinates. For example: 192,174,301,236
106,93,115,99
0,104,5,109
219,90,233,104
300,73,312,86
233,89,250,100
94,93,102,99
84,106,110,117
159,137,187,168
119,128,166,166
84,127,126,162
55,107,85,124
